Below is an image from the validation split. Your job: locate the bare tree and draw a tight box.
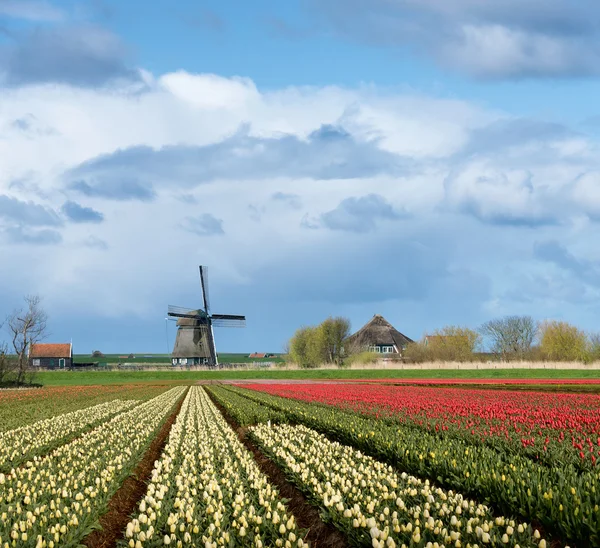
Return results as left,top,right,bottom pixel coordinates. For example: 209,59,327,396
7,295,48,385
0,321,14,386
479,315,537,360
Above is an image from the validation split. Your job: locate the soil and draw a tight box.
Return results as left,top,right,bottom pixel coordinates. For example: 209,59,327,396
82,390,187,548
207,391,347,548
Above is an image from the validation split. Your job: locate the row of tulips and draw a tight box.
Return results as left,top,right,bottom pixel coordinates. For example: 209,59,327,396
217,385,600,546
0,386,186,548
250,422,550,547
0,399,138,470
242,383,600,470
207,384,285,426
124,386,307,547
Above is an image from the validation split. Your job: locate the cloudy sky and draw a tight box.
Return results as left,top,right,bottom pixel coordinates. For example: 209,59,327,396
1,0,600,354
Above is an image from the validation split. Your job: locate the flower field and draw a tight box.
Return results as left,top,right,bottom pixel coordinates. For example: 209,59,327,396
209,384,600,545
0,386,185,547
240,382,600,469
0,399,137,470
250,423,547,547
1,379,597,546
0,384,172,432
125,387,305,547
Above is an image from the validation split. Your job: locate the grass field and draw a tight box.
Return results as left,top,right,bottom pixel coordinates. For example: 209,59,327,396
34,367,600,385
73,352,285,364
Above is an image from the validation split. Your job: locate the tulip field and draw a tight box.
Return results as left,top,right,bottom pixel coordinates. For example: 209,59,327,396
2,380,599,546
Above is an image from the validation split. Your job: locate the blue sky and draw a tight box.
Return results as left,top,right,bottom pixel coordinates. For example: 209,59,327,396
1,0,600,353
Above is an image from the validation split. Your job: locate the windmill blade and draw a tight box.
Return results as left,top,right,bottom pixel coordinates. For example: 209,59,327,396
199,265,211,314
211,314,246,328
167,305,207,320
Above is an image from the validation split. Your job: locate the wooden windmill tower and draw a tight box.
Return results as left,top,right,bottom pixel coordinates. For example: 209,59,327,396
167,266,246,366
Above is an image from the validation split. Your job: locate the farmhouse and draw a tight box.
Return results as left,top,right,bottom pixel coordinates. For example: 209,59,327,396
345,314,413,355
29,343,73,369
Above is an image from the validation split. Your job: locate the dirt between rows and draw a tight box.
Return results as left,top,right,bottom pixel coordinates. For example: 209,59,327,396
82,390,187,548
207,392,347,548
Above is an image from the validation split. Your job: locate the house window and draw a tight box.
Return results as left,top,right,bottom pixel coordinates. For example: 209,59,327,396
33,359,40,366
382,346,395,353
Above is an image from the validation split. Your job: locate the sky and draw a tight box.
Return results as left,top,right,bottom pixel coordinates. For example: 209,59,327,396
1,0,600,354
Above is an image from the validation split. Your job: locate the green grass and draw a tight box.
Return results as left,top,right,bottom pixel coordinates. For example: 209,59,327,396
73,353,284,365
33,367,600,386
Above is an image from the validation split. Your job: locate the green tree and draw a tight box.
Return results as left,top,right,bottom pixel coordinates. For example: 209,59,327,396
289,326,312,368
321,316,351,365
288,316,351,368
539,320,590,362
425,326,481,362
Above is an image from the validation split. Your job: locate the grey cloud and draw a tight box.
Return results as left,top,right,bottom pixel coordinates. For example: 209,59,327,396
61,201,104,223
82,235,108,250
271,192,302,209
3,225,62,245
65,124,410,199
320,194,408,233
534,240,600,286
244,228,490,306
0,194,61,226
305,0,600,78
459,201,559,228
8,113,57,136
0,25,139,87
70,179,155,202
443,168,561,227
462,118,577,156
181,214,224,236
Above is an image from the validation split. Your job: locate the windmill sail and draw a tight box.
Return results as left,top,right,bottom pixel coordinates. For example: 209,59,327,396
199,265,211,314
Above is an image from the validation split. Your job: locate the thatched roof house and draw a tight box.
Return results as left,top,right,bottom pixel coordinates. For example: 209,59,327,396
345,314,413,355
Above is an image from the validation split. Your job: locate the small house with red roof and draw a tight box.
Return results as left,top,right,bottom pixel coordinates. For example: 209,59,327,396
29,343,73,369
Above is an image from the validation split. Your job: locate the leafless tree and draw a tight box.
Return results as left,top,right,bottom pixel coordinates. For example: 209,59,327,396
7,295,48,385
479,315,537,360
0,321,14,385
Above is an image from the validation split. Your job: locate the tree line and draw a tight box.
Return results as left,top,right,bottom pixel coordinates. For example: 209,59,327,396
404,316,600,363
288,314,600,367
0,295,47,387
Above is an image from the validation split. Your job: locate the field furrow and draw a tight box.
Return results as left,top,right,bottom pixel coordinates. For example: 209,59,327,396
124,386,307,547
251,423,548,547
214,385,600,545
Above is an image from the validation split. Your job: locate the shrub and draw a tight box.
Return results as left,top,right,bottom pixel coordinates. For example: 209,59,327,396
539,320,590,362
343,351,379,367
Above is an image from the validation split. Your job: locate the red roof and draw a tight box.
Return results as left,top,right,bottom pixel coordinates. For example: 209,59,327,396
30,343,71,358
249,352,267,358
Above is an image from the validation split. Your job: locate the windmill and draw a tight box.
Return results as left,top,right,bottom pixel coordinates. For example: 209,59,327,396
167,266,246,366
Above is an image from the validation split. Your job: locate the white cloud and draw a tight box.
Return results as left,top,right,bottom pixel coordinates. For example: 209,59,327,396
2,71,600,349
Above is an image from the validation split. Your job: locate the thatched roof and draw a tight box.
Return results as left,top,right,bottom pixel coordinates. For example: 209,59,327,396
345,314,413,351
176,309,208,327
